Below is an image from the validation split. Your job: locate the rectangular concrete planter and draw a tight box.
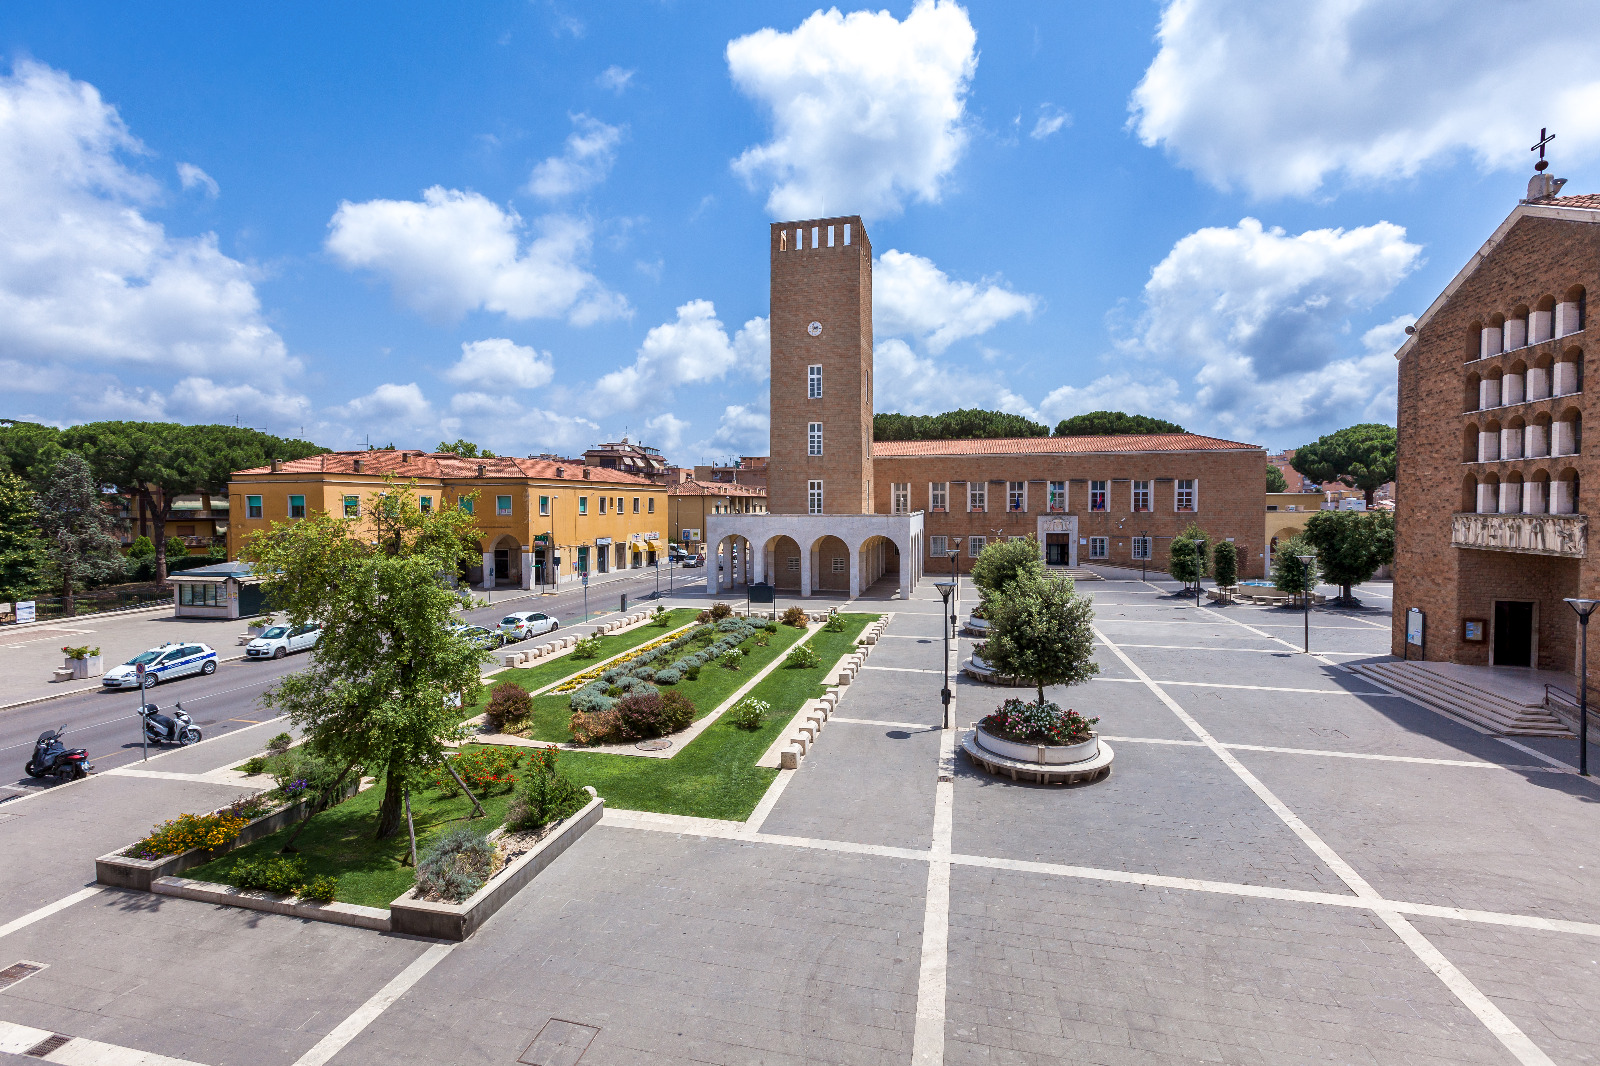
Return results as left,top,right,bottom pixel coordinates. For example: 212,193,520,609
152,876,390,931
390,793,604,941
67,656,103,679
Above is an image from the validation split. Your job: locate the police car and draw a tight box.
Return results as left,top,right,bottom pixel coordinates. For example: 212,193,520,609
102,642,219,689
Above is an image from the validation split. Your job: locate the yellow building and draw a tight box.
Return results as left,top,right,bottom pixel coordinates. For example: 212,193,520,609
1265,492,1328,567
668,480,767,557
228,450,668,590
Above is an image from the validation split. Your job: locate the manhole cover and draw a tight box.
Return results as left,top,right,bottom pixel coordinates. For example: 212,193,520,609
0,961,45,990
25,1034,70,1058
635,739,672,751
520,1019,599,1066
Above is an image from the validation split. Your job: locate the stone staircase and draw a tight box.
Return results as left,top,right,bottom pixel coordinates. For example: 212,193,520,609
1049,567,1103,582
1348,661,1574,737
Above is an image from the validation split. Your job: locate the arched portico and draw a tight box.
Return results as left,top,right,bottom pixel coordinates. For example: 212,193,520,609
482,533,526,589
705,512,924,599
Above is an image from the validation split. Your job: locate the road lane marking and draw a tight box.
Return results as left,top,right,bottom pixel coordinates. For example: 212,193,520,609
0,887,104,942
291,942,454,1066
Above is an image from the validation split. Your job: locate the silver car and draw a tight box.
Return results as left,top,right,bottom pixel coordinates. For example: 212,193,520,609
500,612,559,641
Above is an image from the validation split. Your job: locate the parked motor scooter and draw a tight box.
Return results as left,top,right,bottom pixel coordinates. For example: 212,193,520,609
25,726,92,781
139,702,202,746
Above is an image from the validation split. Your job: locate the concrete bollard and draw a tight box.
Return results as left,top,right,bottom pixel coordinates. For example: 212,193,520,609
781,746,801,770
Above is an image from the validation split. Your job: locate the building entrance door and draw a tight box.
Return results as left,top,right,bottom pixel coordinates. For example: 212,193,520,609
1045,535,1071,566
493,548,510,586
1493,601,1535,667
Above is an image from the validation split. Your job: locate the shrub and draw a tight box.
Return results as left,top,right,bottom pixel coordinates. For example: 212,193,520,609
484,681,532,733
125,809,250,858
659,690,695,732
651,608,672,628
432,747,521,796
266,748,347,806
783,643,820,669
980,698,1099,745
684,665,701,681
719,650,743,670
710,602,732,620
300,874,338,902
727,697,768,731
655,666,682,685
415,827,495,903
696,610,711,623
824,613,846,633
781,606,808,628
233,856,306,895
266,732,293,755
569,685,617,715
571,634,604,659
127,535,156,558
507,749,588,831
241,755,268,775
763,620,778,634
1212,540,1239,589
61,644,98,660
569,708,624,745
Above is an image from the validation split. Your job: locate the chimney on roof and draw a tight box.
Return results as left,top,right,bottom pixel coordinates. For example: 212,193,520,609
353,459,364,473
556,467,565,478
271,458,282,473
401,452,410,463
477,463,486,477
582,468,591,479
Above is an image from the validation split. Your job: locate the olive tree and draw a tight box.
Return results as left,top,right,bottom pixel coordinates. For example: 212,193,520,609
982,572,1100,707
243,479,487,840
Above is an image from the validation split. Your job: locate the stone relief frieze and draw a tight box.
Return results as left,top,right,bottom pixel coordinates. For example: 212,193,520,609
1450,513,1587,557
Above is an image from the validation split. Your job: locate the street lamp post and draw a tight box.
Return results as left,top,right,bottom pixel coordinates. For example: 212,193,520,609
1565,597,1599,775
935,580,956,731
1140,529,1148,583
1297,554,1317,654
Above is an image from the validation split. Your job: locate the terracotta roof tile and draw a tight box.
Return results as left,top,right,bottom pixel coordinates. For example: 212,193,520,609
872,433,1261,457
234,450,659,485
1528,192,1600,210
668,480,768,497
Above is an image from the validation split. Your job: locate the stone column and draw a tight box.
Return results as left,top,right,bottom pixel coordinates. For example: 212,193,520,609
799,547,812,599
1481,324,1503,358
899,537,913,600
1526,423,1548,458
1527,366,1550,401
1531,309,1553,343
706,539,720,595
521,550,534,590
1477,482,1497,514
1505,317,1528,350
1500,427,1522,460
1502,373,1525,405
751,539,766,585
1479,377,1501,410
848,545,861,599
1556,301,1580,337
481,551,494,590
1499,481,1520,514
1523,480,1546,514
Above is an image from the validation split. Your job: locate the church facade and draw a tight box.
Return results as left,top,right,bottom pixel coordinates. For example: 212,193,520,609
706,215,1267,599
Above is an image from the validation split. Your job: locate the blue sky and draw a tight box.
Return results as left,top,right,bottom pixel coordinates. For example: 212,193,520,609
4,1,1598,461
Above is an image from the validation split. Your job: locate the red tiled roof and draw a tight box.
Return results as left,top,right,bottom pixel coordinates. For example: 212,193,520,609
234,450,659,485
872,433,1261,457
1530,192,1600,210
668,479,768,497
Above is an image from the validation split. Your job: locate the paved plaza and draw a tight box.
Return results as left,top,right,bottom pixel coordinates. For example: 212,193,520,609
2,570,1599,1065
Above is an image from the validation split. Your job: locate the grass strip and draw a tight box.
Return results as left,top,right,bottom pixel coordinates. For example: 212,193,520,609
473,608,696,703
554,613,875,820
520,618,808,742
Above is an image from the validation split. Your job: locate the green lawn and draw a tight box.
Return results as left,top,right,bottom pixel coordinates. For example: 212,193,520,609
519,618,809,742
183,770,524,908
470,608,696,707
552,613,874,820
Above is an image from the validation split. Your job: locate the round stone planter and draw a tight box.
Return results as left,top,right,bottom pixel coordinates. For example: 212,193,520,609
963,655,1028,687
963,728,1114,786
975,726,1098,765
963,615,990,637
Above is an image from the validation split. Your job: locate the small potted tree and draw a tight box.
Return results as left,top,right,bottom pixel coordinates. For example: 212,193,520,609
1211,541,1238,603
968,536,1044,635
976,573,1101,763
62,645,104,679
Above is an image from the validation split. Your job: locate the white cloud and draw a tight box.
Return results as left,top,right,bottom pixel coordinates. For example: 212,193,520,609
1030,106,1070,141
1123,217,1421,438
591,301,768,410
873,250,1037,353
177,162,219,198
325,187,627,324
0,61,290,378
1130,0,1600,198
333,382,435,426
448,391,598,454
596,66,634,93
170,377,309,421
1036,373,1190,430
873,337,1036,417
442,338,555,390
727,0,977,219
526,114,624,199
708,402,769,455
644,413,690,454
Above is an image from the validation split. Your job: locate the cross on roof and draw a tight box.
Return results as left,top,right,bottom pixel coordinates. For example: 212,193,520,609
1532,127,1555,171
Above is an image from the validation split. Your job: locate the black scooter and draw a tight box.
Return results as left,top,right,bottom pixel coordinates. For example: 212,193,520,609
139,702,201,746
25,727,92,781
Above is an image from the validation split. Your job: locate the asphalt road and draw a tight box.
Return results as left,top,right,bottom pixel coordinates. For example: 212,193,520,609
0,567,704,795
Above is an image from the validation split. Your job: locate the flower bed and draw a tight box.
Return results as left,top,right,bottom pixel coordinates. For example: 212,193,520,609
979,698,1097,746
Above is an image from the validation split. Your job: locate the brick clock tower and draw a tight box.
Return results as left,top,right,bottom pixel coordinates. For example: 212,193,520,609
767,215,875,515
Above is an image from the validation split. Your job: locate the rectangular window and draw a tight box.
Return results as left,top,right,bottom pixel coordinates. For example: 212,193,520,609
1007,481,1026,512
419,496,433,513
578,496,588,516
1176,479,1198,512
788,557,800,571
496,495,513,516
968,482,987,512
245,495,262,519
808,422,823,456
832,556,846,573
930,482,948,511
1132,481,1151,512
632,497,640,514
1132,536,1152,560
647,497,655,514
343,495,359,517
458,498,474,516
1090,480,1107,511
1090,536,1108,560
892,483,910,515
808,480,824,515
576,546,589,573
598,496,607,515
968,535,986,557
288,495,305,519
539,495,550,517
929,535,947,557
1048,481,1066,511
617,497,624,513
808,364,822,399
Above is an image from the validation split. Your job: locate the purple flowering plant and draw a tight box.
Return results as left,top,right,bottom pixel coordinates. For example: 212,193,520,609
979,698,1098,745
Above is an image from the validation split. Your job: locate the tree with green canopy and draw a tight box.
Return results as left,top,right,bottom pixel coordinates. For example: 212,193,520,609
873,409,1049,441
1302,509,1394,605
60,422,325,586
1266,464,1289,493
1271,533,1318,599
982,572,1100,707
0,420,63,483
971,536,1045,601
1053,411,1187,436
435,439,497,458
34,453,125,616
242,478,488,841
1171,521,1210,582
1290,424,1396,507
1212,540,1238,589
0,471,44,601
1168,538,1202,589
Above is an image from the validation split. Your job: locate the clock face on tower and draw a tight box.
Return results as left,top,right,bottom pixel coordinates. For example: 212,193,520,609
807,320,822,336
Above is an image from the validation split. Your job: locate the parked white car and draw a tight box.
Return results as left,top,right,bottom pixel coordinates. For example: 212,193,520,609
102,642,219,689
500,612,559,641
246,622,322,660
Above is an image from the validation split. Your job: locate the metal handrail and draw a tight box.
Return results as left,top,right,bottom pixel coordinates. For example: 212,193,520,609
1546,683,1580,712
